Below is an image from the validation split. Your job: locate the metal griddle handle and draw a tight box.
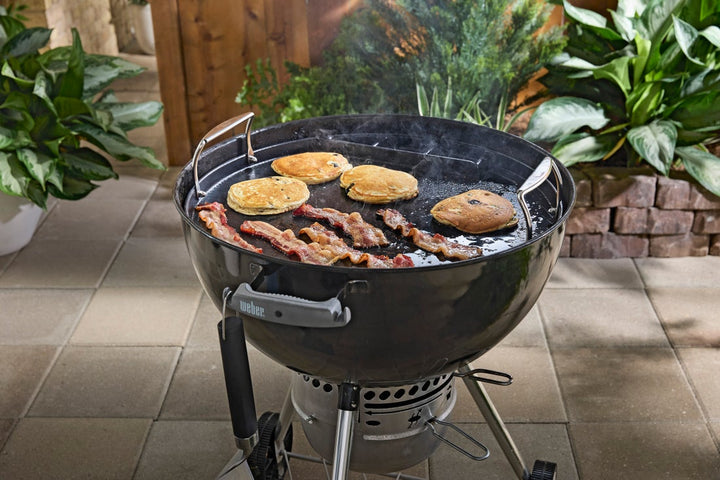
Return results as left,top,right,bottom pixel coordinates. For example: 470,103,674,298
517,156,562,240
193,112,256,198
226,282,351,328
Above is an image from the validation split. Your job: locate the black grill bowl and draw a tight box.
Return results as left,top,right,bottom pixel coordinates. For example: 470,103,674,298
175,114,575,386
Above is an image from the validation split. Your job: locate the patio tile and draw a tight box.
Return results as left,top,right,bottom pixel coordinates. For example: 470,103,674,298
546,258,643,289
0,346,58,417
87,166,162,201
0,238,121,288
33,198,146,241
634,256,720,288
552,347,703,422
186,294,223,349
131,197,185,237
30,346,179,418
0,289,92,345
451,346,566,423
160,347,291,419
101,236,200,287
710,422,720,448
647,288,720,347
0,419,14,450
134,420,236,480
676,348,720,421
0,252,14,274
538,289,669,347
0,417,150,480
428,423,578,480
569,422,720,480
70,287,201,346
496,306,546,348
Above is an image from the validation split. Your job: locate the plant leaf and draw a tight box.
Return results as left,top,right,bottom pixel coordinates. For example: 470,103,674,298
700,25,720,48
58,29,84,99
0,151,29,196
16,148,54,188
593,56,632,97
611,10,636,42
46,173,96,201
524,97,610,143
0,27,50,59
626,121,677,175
676,146,720,197
62,148,118,181
673,15,704,65
96,100,163,131
71,122,164,169
563,0,607,29
82,55,144,98
551,132,618,166
670,90,720,130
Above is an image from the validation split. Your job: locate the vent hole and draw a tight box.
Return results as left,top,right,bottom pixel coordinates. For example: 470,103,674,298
408,385,418,396
323,384,333,393
312,379,320,388
394,389,405,399
366,420,381,426
379,390,391,400
422,381,430,391
364,391,376,401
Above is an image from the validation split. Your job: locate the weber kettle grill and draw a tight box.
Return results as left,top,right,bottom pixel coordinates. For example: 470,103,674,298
175,113,575,479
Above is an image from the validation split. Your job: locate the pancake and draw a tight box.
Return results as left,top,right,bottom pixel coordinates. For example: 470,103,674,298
271,152,351,184
430,189,518,234
339,165,418,204
227,176,310,215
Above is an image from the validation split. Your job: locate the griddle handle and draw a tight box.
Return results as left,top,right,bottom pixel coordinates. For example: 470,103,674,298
218,317,259,455
517,156,561,240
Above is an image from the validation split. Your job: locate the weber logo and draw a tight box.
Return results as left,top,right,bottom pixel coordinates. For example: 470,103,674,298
238,300,265,319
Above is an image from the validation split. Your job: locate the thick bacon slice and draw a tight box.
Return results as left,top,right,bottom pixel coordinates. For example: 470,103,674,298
377,208,483,260
300,223,414,268
240,221,338,265
196,202,263,254
293,203,389,248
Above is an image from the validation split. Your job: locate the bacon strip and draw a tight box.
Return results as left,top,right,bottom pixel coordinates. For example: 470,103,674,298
377,209,483,260
240,221,339,265
300,223,414,268
293,203,389,248
196,203,263,254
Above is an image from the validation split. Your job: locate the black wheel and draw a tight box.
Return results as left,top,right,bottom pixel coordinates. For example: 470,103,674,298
247,412,293,480
529,460,557,480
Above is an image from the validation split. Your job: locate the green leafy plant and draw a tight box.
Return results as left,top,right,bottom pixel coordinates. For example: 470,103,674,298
525,0,720,196
237,0,565,129
0,8,164,208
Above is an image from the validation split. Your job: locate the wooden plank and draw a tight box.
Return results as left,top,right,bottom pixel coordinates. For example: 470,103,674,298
151,0,192,166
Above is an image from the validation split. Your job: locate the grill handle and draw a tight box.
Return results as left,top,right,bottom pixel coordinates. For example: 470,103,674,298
517,156,562,240
193,112,256,198
226,282,351,328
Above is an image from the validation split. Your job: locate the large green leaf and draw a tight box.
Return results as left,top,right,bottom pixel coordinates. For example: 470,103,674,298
627,81,663,126
71,122,164,169
676,146,720,197
669,90,720,130
626,121,677,175
551,132,618,166
593,56,632,97
82,55,144,98
0,27,50,59
673,15,704,65
46,173,96,201
0,151,29,196
562,0,607,29
0,125,33,149
62,147,118,181
58,29,84,99
524,97,610,143
16,148,54,188
700,25,720,48
96,100,163,131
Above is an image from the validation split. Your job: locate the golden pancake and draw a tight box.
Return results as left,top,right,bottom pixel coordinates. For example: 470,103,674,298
430,189,518,234
339,165,418,204
227,176,310,215
271,152,352,184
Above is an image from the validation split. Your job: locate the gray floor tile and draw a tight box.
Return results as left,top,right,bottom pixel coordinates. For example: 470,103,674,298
186,294,222,349
131,198,185,237
634,256,720,287
0,289,92,345
70,287,200,346
546,258,643,289
539,289,669,347
0,417,150,480
30,346,179,418
87,167,162,201
452,346,566,423
553,347,703,422
648,288,720,347
676,347,720,421
710,422,720,450
429,423,578,480
0,346,58,417
102,236,200,287
0,252,14,274
134,420,236,480
0,238,121,288
33,198,146,241
569,422,720,480
496,306,546,348
0,418,14,450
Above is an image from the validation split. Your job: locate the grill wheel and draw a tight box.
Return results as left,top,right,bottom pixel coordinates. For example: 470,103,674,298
529,460,557,480
248,412,293,480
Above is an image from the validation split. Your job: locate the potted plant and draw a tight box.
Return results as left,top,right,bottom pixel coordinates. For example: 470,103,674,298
523,0,720,198
127,0,154,55
0,7,164,255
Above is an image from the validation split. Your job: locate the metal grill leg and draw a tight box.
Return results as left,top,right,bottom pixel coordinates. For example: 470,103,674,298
458,364,530,480
331,383,360,480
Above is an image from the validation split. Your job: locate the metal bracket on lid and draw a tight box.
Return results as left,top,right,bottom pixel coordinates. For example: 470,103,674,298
193,112,256,198
517,156,562,240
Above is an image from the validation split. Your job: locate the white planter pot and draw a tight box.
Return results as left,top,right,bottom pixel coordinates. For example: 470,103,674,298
0,193,43,256
131,4,155,55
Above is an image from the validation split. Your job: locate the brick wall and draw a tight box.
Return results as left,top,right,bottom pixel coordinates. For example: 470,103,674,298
562,167,720,258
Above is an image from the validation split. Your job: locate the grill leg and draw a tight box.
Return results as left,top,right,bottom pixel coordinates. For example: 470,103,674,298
458,364,530,480
331,383,360,480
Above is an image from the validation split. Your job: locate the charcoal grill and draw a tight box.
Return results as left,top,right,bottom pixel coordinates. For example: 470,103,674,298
174,113,575,479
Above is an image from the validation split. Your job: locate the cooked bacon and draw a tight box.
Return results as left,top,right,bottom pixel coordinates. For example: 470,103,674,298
240,221,338,265
300,223,414,268
293,203,388,248
377,208,483,260
196,203,263,254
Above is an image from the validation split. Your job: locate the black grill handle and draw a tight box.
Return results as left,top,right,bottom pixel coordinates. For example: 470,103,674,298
217,317,258,455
